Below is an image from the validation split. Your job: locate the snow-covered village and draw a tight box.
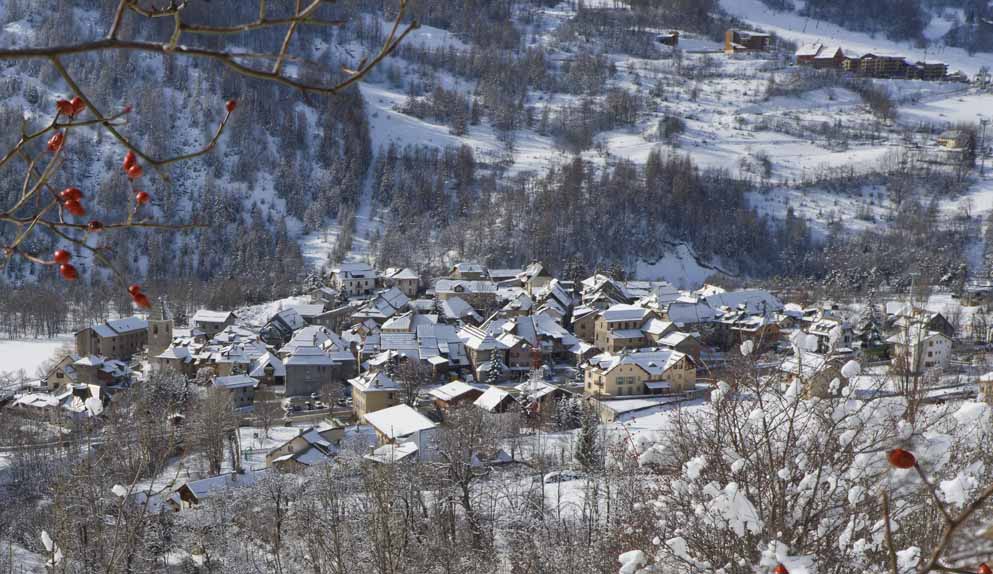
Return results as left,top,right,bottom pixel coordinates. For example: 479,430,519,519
4,0,993,573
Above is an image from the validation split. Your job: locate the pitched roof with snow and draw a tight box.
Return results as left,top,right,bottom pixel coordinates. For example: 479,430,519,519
364,404,437,440
587,349,691,377
192,310,235,324
600,304,651,323
429,381,482,402
348,370,400,392
474,386,513,412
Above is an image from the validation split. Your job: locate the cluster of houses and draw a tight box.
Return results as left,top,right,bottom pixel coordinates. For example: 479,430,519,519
3,261,976,501
795,42,960,81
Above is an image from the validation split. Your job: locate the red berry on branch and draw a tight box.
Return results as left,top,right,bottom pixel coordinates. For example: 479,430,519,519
226,99,237,113
122,150,137,171
979,564,992,574
123,105,133,114
59,263,78,281
63,199,86,217
887,448,916,470
60,187,83,202
134,191,150,205
47,132,65,152
69,96,85,115
127,164,143,180
132,292,151,309
128,284,142,296
56,99,74,116
87,220,104,232
53,250,71,265
773,565,788,574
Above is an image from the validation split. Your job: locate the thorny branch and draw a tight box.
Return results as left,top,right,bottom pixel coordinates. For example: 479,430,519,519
0,0,418,303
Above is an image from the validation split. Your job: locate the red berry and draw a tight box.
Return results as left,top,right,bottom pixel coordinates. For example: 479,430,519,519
127,164,143,180
87,220,104,232
134,191,150,205
132,292,151,309
53,250,71,265
226,99,237,113
56,99,74,116
122,150,137,171
887,448,916,470
59,263,78,281
773,565,789,574
63,199,86,217
60,187,82,201
979,564,992,574
69,96,85,115
47,132,65,152
128,284,142,296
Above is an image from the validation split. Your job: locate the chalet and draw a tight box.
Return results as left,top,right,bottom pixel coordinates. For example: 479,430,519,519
68,355,131,388
348,370,402,422
795,43,844,68
75,317,148,361
724,29,771,54
364,404,438,452
584,349,696,397
657,331,702,361
249,352,286,387
473,385,518,413
211,374,258,410
429,380,485,411
191,310,236,337
381,267,420,298
266,424,342,472
329,263,378,297
260,307,307,346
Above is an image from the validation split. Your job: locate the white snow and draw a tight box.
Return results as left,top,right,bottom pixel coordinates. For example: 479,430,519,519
720,0,993,75
0,336,72,379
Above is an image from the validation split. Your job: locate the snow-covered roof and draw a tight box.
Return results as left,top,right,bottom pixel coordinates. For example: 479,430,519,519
796,42,822,57
157,346,192,361
284,346,334,366
364,404,436,440
429,381,481,402
587,349,691,377
886,327,948,346
600,304,651,323
365,441,419,463
435,279,498,293
192,310,235,324
643,318,674,336
107,316,149,334
384,267,419,280
212,374,258,390
704,290,783,315
250,352,285,378
348,370,399,392
474,386,513,412
459,325,501,351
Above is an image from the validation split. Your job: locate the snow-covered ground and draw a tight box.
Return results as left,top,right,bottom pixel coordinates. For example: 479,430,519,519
0,336,72,379
719,0,993,76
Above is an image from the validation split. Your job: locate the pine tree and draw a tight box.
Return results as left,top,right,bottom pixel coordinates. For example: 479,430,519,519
574,406,601,471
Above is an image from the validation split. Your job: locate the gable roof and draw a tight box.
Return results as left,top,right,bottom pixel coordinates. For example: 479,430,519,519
587,349,691,377
429,381,482,402
364,404,436,440
474,386,513,412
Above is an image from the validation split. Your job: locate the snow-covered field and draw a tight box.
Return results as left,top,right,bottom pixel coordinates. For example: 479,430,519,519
0,336,72,379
